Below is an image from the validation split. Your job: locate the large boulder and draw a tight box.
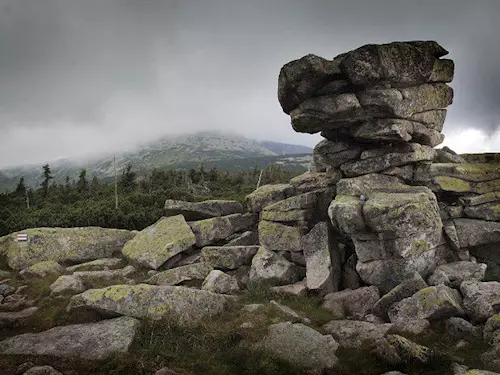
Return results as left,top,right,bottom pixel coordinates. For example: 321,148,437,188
19,261,65,280
0,228,135,270
201,270,240,295
50,275,86,296
258,220,306,252
388,285,464,322
460,280,500,322
245,184,295,213
67,284,231,326
0,316,139,360
313,139,362,172
261,190,328,223
453,219,500,248
428,261,487,287
340,41,450,86
323,286,380,318
164,199,243,221
145,263,213,286
372,272,428,319
122,215,196,270
201,246,259,270
322,320,392,348
257,322,339,370
188,214,255,247
66,258,126,272
302,222,341,294
249,247,305,286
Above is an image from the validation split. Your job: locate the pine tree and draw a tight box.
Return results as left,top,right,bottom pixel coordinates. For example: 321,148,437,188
119,163,137,193
15,177,26,196
40,164,53,198
76,169,89,194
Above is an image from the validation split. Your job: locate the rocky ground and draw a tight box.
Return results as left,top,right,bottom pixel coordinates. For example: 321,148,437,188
1,40,500,375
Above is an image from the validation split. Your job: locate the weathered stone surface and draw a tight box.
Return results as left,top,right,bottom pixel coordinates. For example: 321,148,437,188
357,83,453,119
323,286,380,318
223,231,259,247
341,254,362,290
302,222,340,294
201,246,259,270
373,272,428,319
261,191,319,223
460,280,500,322
0,307,38,327
50,275,86,296
313,139,362,171
375,334,437,365
0,316,139,360
289,172,341,193
164,199,243,221
68,284,230,326
410,109,447,131
388,285,464,322
122,215,195,270
484,314,500,345
322,320,392,348
145,263,213,286
278,54,344,114
23,366,63,375
445,317,483,341
245,184,295,213
202,270,240,294
249,247,305,286
464,201,500,221
257,322,339,370
454,219,500,248
0,227,135,270
391,319,431,336
66,258,126,272
20,261,65,280
189,214,255,248
328,195,365,234
352,118,444,147
428,261,486,287
340,41,450,86
72,266,135,286
270,280,308,297
335,173,407,196
258,220,306,252
435,148,466,163
340,143,436,177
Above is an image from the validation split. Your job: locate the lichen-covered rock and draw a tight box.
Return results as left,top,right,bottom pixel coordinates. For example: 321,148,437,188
340,143,436,177
201,246,259,270
257,322,339,370
68,284,230,326
258,220,306,252
340,41,450,86
50,275,86,296
391,319,431,336
454,219,500,248
23,366,63,375
19,261,65,280
261,190,327,223
66,258,126,272
72,267,134,287
289,172,341,193
0,307,38,328
164,199,243,221
278,53,344,114
122,215,196,270
223,231,259,247
375,334,438,365
322,320,392,348
313,139,362,171
445,317,483,341
484,314,500,345
372,272,428,319
145,263,213,286
428,261,486,287
0,316,139,360
323,286,380,318
245,184,295,213
388,285,464,323
0,227,135,270
189,213,255,247
249,247,305,286
302,222,340,294
202,270,240,295
460,280,500,322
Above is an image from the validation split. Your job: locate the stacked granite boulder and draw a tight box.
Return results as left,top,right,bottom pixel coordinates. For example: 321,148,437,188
278,41,455,292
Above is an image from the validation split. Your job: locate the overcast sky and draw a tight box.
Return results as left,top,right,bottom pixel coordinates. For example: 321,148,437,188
0,0,499,168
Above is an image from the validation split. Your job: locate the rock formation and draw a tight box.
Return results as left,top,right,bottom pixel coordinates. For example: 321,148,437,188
1,41,500,374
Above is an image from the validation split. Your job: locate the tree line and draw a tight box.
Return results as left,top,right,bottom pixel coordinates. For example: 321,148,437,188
0,163,297,236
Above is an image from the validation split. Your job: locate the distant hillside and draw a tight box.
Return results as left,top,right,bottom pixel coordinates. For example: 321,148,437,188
0,131,312,191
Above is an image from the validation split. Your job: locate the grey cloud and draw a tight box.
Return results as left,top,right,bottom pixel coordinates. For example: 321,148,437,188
0,0,499,166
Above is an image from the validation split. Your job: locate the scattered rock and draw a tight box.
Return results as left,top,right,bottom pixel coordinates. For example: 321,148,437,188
66,258,126,272
258,220,306,252
145,263,213,286
270,280,308,297
249,247,305,286
428,261,487,287
460,280,500,322
201,246,259,270
202,270,240,294
164,199,243,220
445,317,482,341
189,213,255,247
0,316,139,360
50,275,86,296
122,215,196,270
257,322,339,370
20,261,65,279
322,320,392,348
0,307,38,327
323,286,380,318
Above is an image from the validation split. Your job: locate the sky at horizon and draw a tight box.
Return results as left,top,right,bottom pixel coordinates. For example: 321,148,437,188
0,0,499,168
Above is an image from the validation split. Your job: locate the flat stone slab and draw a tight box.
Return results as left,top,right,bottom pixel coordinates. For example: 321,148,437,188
0,316,139,360
164,199,243,221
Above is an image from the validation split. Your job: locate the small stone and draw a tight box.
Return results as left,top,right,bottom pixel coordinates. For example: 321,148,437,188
50,275,86,296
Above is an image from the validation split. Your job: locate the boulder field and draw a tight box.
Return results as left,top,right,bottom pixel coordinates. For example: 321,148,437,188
1,40,500,375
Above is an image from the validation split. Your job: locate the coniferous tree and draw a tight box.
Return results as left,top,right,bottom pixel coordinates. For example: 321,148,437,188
120,164,137,193
40,164,53,198
15,177,27,196
76,169,88,194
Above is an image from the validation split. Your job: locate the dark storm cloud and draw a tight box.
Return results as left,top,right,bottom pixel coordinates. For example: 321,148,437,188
0,0,499,166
